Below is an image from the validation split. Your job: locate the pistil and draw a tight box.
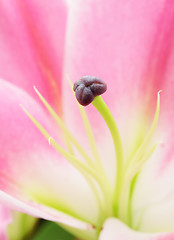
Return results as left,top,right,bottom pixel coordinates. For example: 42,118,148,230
91,96,124,215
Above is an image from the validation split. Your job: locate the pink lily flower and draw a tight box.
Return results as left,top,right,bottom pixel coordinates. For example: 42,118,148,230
0,0,174,239
0,205,11,240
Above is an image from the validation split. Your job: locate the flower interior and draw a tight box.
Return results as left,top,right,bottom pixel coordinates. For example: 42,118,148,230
21,77,161,234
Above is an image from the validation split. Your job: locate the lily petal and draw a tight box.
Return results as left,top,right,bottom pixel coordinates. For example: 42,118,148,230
0,205,11,240
0,79,99,227
63,1,174,222
63,0,174,182
64,0,174,113
0,0,67,111
99,218,174,240
0,191,92,230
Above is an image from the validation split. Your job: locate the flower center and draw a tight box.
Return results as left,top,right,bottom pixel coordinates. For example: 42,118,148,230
21,76,161,231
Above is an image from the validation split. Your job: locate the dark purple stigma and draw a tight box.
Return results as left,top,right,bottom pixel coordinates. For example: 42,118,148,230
73,76,107,106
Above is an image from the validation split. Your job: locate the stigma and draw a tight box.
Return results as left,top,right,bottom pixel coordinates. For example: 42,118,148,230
73,76,107,106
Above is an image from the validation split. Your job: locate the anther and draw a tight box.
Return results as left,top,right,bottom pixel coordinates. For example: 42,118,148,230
73,76,107,106
48,136,54,145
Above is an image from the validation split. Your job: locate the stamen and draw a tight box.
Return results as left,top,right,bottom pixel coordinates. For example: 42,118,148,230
118,142,159,223
78,104,101,167
63,135,74,155
20,105,98,180
126,142,160,182
118,90,162,224
20,104,113,218
33,86,95,168
48,136,53,145
127,90,162,168
77,104,112,190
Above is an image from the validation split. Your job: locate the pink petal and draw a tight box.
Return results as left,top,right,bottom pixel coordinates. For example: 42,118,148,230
0,0,67,112
63,0,174,125
99,218,174,240
0,192,92,230
0,80,99,227
64,0,174,110
66,0,174,234
0,205,11,240
63,0,174,182
63,0,174,230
